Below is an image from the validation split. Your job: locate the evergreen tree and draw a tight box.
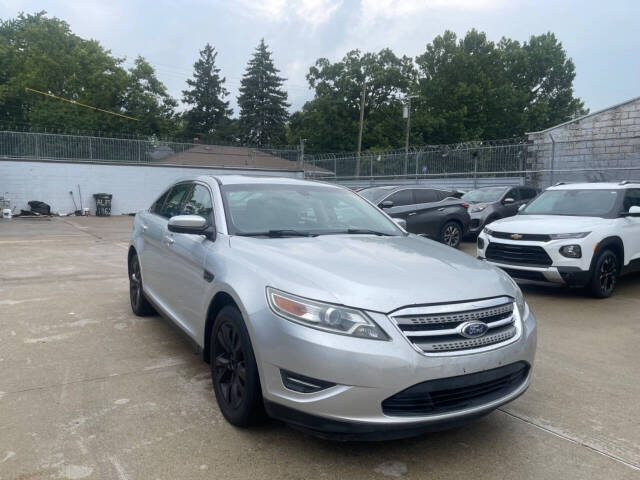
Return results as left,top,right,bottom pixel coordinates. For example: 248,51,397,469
237,39,290,146
182,43,232,141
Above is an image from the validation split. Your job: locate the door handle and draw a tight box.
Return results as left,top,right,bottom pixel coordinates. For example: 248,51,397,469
142,225,148,231
408,212,417,216
438,207,445,211
164,235,174,246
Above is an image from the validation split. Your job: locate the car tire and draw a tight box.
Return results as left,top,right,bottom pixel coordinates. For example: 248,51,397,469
440,221,462,249
588,249,619,298
210,305,264,427
128,253,156,316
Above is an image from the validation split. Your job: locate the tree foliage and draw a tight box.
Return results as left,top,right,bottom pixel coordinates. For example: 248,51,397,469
0,12,177,136
181,43,232,142
237,39,289,146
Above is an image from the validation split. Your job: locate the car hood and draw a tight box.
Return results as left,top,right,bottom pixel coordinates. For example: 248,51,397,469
489,215,610,234
229,234,515,312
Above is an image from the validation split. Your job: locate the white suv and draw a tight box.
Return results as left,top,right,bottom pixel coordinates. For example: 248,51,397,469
477,182,640,298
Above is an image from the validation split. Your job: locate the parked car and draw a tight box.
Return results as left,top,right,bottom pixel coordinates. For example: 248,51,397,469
358,185,470,248
477,181,640,298
129,175,536,440
463,186,538,236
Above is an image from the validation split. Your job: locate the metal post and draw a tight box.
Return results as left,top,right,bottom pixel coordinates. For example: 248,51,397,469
356,79,367,178
549,134,556,187
35,133,39,160
88,137,93,161
299,138,305,173
473,152,478,188
404,99,411,176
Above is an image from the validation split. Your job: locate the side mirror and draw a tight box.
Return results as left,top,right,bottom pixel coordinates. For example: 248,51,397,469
392,217,407,229
380,200,394,209
168,215,216,240
518,204,527,212
627,206,640,217
503,197,515,205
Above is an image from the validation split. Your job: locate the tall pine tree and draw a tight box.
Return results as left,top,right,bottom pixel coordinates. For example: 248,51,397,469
182,43,232,141
237,39,290,146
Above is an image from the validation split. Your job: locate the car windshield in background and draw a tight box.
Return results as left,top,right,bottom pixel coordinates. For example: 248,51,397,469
358,186,395,203
461,188,506,203
522,189,620,217
221,184,402,237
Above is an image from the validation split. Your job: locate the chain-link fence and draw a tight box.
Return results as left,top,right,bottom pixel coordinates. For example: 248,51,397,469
0,130,300,169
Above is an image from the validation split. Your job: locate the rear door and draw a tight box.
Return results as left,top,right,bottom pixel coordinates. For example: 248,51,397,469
160,182,215,337
408,188,447,237
621,189,640,265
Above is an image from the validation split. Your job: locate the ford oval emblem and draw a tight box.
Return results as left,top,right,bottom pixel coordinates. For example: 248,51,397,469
459,321,489,338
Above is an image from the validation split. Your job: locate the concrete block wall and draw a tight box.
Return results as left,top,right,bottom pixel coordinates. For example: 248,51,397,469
0,160,302,215
527,97,640,188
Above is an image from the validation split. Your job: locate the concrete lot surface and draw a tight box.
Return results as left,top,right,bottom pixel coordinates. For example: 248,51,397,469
1,216,639,479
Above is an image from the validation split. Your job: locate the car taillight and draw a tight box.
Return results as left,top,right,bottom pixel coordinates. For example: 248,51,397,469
461,203,469,208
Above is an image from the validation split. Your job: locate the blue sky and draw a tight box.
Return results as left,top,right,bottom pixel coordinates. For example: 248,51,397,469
2,0,638,116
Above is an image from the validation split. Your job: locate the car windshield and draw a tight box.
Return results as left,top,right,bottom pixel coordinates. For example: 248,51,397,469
358,187,395,203
522,189,620,217
461,188,506,203
221,184,403,236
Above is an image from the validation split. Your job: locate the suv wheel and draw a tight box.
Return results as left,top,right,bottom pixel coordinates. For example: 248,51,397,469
210,305,263,426
441,222,462,248
588,249,619,298
128,253,156,316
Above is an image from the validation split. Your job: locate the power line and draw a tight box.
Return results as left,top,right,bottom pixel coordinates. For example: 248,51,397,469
25,88,139,121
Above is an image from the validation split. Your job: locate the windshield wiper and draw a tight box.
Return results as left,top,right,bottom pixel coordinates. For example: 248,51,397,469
237,229,317,238
345,228,394,236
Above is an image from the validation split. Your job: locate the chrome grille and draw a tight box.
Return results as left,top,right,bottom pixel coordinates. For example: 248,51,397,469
391,297,518,355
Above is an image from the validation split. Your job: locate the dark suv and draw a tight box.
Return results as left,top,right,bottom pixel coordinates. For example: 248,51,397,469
359,186,470,248
462,186,538,236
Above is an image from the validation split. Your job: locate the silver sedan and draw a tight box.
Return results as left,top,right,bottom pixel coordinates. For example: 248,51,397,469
128,175,537,440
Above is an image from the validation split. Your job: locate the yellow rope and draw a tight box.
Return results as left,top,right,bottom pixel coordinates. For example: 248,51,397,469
25,87,139,121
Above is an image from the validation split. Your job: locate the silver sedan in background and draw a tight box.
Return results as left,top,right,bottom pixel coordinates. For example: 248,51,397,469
128,175,537,440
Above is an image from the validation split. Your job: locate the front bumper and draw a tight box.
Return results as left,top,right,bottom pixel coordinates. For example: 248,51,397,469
476,232,593,286
249,303,537,440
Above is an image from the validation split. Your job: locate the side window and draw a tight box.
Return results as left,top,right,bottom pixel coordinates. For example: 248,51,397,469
181,184,214,221
151,188,171,215
505,188,520,201
520,188,537,200
385,189,413,207
623,189,640,211
160,183,192,218
414,189,439,204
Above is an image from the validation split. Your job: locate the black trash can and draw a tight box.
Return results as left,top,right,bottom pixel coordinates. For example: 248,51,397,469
93,193,113,217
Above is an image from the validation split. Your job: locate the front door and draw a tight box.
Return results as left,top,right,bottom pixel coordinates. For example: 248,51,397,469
161,183,215,338
621,189,640,265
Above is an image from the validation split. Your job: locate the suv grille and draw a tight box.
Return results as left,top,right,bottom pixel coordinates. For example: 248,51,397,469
391,297,518,354
382,362,529,416
486,242,552,266
490,232,551,242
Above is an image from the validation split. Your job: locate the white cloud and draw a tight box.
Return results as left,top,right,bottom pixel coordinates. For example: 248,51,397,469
235,0,342,27
360,0,504,20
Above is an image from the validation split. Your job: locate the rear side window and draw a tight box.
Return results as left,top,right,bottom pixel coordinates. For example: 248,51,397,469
159,183,192,218
520,188,537,200
181,184,214,221
385,189,413,207
414,189,439,203
623,189,640,211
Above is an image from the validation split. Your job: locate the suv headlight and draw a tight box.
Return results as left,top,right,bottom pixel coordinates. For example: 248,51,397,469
267,287,389,340
549,232,591,240
469,203,488,213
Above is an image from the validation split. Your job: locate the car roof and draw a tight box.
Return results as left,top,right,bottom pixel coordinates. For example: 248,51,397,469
547,182,640,190
199,174,343,189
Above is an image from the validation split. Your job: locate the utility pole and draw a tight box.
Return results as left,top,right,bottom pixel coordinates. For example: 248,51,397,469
356,78,367,178
299,138,306,172
404,95,418,176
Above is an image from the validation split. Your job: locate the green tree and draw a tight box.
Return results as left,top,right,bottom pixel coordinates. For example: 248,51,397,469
123,56,178,137
289,48,416,153
237,39,289,146
182,43,232,141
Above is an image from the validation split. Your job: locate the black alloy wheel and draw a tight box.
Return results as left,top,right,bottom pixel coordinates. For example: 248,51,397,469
128,253,155,316
441,222,462,248
589,250,618,298
210,306,263,426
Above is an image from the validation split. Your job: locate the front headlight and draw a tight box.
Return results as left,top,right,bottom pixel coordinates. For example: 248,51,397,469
469,203,488,213
266,287,389,340
549,232,591,240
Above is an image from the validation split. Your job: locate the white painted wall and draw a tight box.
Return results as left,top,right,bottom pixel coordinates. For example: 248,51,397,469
0,160,302,215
